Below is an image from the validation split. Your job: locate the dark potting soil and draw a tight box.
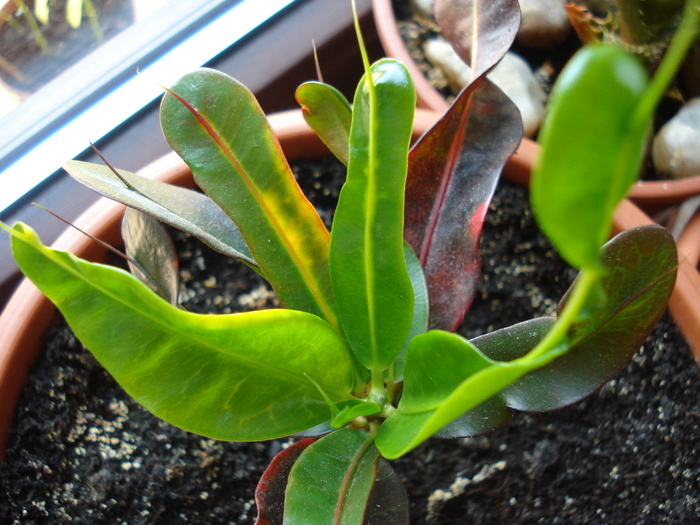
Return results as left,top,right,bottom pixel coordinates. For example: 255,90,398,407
1,156,700,523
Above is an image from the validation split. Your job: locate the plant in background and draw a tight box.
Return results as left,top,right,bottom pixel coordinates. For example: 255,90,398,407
567,0,693,69
1,0,102,47
34,0,102,40
0,1,683,522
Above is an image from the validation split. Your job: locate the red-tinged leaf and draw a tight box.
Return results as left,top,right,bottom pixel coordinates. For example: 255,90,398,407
405,76,522,330
434,0,521,83
254,438,318,525
254,437,408,525
160,69,339,329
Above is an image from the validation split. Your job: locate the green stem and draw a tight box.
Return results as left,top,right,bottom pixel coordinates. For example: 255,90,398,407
632,0,700,129
369,369,385,397
525,269,601,362
385,364,397,404
617,0,686,45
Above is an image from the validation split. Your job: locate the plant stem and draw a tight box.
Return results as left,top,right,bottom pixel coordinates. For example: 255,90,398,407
632,0,700,129
617,0,686,45
524,269,601,362
385,364,397,404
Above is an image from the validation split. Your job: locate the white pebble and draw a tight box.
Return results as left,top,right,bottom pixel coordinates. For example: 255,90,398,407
652,98,700,179
517,0,571,49
423,38,546,137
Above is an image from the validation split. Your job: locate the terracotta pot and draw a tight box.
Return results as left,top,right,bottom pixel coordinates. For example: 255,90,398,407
0,108,441,460
371,0,700,211
673,209,700,363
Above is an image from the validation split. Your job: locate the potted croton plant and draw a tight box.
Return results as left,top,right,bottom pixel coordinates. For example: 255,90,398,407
0,1,680,522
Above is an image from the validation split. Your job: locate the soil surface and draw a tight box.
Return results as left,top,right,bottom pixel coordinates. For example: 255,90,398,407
0,0,134,94
1,157,699,523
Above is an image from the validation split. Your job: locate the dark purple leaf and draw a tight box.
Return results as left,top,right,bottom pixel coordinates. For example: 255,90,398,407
433,225,677,438
434,0,521,83
364,460,410,525
404,76,522,330
121,208,180,305
254,438,318,525
497,226,675,411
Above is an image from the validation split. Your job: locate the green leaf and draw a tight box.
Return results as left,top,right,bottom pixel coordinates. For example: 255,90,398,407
160,68,338,329
284,429,380,525
122,208,180,305
532,44,650,270
63,160,255,266
296,81,352,165
393,242,429,381
7,222,356,441
255,437,319,525
329,58,416,371
375,330,565,459
331,401,382,429
34,0,49,24
66,0,83,28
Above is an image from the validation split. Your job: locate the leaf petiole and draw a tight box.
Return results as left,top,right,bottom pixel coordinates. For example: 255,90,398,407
520,268,602,362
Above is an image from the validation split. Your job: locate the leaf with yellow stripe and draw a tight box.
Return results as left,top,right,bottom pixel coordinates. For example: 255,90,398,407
160,68,338,329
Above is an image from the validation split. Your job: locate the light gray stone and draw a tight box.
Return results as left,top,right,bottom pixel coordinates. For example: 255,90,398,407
652,98,700,179
423,38,546,137
410,0,436,26
517,0,571,49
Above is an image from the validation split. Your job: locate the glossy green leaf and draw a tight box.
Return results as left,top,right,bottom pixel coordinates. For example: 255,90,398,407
404,76,522,330
296,81,352,165
6,222,356,441
376,330,566,459
258,435,408,525
160,68,338,328
331,401,382,429
64,160,255,266
284,429,379,525
434,0,521,83
392,242,429,381
532,45,650,270
329,59,416,371
122,208,180,305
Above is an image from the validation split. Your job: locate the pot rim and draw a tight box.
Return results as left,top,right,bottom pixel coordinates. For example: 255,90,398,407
370,0,700,208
